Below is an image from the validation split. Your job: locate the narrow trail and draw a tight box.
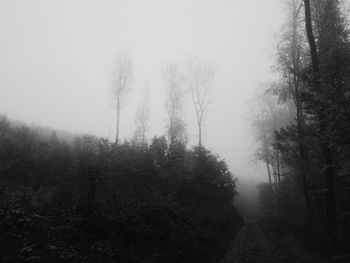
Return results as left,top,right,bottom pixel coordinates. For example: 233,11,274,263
222,223,332,263
222,223,286,263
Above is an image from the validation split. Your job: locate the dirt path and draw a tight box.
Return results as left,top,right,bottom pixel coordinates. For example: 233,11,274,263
222,223,286,263
222,222,334,263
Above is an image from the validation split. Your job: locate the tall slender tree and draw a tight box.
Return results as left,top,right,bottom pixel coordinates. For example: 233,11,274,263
273,0,312,214
303,0,338,238
163,63,186,146
133,81,150,148
251,87,292,185
187,56,214,148
112,52,133,145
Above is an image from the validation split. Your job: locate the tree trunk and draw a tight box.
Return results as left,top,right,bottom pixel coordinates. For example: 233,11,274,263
290,0,312,223
296,101,312,215
322,120,337,239
266,161,272,185
304,0,319,74
115,100,120,145
276,151,281,185
198,119,202,148
262,123,272,184
303,0,337,239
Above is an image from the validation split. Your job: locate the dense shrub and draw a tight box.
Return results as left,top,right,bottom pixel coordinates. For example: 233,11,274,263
0,116,243,262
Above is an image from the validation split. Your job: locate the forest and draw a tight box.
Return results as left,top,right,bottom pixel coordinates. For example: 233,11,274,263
0,115,242,262
1,0,350,262
249,0,350,261
0,52,244,262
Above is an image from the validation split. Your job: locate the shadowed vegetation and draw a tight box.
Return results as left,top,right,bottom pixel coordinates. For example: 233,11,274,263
0,115,242,262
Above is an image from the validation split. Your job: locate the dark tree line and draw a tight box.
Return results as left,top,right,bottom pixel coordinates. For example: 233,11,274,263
253,0,350,257
0,115,242,262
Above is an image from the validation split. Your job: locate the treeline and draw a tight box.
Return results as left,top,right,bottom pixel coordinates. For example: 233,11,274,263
0,115,242,262
251,0,350,256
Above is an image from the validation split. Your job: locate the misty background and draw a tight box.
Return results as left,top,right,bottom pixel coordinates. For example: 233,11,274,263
2,0,350,262
0,0,284,186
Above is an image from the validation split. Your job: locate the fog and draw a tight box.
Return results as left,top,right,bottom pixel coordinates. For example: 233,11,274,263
0,0,284,186
2,1,350,261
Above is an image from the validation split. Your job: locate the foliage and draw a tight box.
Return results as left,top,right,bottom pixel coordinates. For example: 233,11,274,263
0,115,242,262
255,0,350,253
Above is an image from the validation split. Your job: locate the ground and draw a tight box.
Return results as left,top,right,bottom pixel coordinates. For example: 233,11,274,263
222,223,332,263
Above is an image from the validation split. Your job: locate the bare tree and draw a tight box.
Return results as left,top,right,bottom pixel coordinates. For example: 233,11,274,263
163,63,186,145
111,52,133,145
133,81,150,148
187,56,214,148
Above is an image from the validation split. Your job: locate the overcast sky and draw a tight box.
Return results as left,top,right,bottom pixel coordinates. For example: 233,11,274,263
0,0,285,183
